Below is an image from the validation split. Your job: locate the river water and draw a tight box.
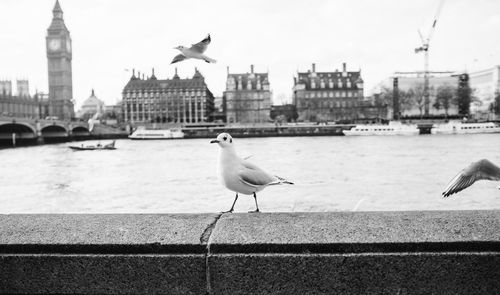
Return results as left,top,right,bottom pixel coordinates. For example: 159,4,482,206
1,134,499,213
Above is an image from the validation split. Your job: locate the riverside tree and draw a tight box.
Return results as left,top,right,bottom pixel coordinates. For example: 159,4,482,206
377,86,414,116
408,83,426,118
433,84,456,117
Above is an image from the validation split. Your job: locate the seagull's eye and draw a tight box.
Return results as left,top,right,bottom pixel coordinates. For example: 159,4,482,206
223,137,227,141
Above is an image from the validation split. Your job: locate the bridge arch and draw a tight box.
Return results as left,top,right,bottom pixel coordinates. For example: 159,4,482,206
0,123,37,140
41,124,68,138
71,126,90,136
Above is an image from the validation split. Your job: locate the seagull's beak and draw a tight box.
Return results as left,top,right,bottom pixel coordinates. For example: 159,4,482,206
210,139,219,144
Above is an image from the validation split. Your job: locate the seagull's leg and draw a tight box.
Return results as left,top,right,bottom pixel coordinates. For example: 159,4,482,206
248,192,260,213
221,193,238,214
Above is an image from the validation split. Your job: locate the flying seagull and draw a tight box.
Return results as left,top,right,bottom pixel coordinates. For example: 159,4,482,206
171,34,216,64
442,159,500,197
210,133,293,213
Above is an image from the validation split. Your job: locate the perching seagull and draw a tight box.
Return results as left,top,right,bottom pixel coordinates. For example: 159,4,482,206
210,133,293,213
171,34,216,64
442,159,500,197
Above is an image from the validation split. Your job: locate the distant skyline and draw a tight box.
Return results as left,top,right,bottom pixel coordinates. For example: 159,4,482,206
1,0,499,109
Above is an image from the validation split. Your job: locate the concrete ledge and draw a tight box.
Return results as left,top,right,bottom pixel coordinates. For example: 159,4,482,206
207,211,500,294
1,211,499,294
209,211,500,253
0,214,219,254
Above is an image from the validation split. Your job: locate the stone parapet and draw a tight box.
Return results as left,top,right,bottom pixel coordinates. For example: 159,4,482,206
1,211,499,294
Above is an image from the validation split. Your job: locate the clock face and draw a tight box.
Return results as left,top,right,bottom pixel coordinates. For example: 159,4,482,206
49,39,61,51
66,39,71,52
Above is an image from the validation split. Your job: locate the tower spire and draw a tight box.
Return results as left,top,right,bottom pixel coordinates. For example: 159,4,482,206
53,0,63,19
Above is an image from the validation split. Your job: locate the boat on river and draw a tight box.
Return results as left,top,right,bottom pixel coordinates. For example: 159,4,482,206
69,140,116,151
343,121,419,136
128,127,185,140
431,121,500,135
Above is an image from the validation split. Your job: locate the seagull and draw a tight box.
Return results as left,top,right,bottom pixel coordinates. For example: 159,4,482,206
171,34,216,64
442,159,500,197
210,133,293,213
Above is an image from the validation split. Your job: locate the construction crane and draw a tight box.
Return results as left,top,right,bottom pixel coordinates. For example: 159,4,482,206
414,0,445,116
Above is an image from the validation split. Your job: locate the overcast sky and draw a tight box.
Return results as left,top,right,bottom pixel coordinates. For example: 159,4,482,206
1,0,499,108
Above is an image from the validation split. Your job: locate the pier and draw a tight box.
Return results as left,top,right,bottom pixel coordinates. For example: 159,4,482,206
181,124,354,138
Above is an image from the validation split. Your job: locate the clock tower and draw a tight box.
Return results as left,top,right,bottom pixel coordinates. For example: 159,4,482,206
46,0,74,120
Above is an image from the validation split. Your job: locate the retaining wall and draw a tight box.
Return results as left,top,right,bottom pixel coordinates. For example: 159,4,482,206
1,211,499,294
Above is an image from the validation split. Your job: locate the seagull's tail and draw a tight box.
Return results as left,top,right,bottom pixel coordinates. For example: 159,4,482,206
274,175,294,185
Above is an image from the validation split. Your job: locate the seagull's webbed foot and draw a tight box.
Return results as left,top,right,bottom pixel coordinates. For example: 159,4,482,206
248,209,260,213
221,193,239,214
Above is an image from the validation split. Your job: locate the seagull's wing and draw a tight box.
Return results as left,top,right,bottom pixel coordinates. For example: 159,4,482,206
171,54,187,64
442,159,500,197
189,34,211,54
238,160,278,187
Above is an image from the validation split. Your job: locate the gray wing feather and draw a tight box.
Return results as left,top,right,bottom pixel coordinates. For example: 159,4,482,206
238,160,277,187
189,34,211,53
442,159,500,197
171,54,187,64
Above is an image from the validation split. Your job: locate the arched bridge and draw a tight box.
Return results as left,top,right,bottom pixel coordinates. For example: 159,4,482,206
0,117,91,144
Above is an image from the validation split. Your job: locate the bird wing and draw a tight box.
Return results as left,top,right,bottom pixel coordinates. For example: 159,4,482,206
189,34,211,54
171,54,187,64
238,160,277,187
442,159,500,197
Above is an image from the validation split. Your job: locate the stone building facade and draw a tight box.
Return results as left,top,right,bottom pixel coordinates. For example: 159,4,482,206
122,68,214,124
46,0,74,120
293,63,371,122
0,80,48,119
223,65,271,124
